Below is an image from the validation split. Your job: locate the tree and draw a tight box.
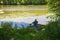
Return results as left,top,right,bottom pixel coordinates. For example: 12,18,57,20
0,0,3,4
45,0,60,40
0,0,47,5
48,0,60,17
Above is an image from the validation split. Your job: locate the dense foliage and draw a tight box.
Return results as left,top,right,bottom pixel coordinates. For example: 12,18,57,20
48,0,60,17
46,0,60,40
0,22,46,40
45,19,60,40
0,0,47,5
0,19,60,40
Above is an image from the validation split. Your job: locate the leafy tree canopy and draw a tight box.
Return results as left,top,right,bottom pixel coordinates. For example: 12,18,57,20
48,0,60,17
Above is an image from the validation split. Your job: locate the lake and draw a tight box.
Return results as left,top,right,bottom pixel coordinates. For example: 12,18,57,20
0,5,51,26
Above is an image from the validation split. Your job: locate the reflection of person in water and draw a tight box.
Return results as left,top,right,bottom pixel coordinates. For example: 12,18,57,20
32,19,39,32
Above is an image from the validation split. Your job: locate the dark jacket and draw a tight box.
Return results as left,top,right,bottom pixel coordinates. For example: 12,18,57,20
33,20,38,26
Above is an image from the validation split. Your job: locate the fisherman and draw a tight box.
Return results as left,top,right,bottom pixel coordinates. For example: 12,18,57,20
32,19,38,32
33,19,38,27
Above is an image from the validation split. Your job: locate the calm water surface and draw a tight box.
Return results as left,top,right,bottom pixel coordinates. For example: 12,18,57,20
0,5,48,18
0,5,50,25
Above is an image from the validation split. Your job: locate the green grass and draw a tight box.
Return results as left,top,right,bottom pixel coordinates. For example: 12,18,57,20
0,19,60,40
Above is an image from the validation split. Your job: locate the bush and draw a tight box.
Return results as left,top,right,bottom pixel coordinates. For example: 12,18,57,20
45,19,60,40
0,0,47,5
0,20,60,40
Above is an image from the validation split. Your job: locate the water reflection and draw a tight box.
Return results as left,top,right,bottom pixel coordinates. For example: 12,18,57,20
0,5,49,25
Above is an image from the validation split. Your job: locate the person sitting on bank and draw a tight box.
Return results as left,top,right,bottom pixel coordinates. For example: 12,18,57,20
32,19,39,32
33,19,38,27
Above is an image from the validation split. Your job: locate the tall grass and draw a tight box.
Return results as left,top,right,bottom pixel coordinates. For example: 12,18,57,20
0,19,60,40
